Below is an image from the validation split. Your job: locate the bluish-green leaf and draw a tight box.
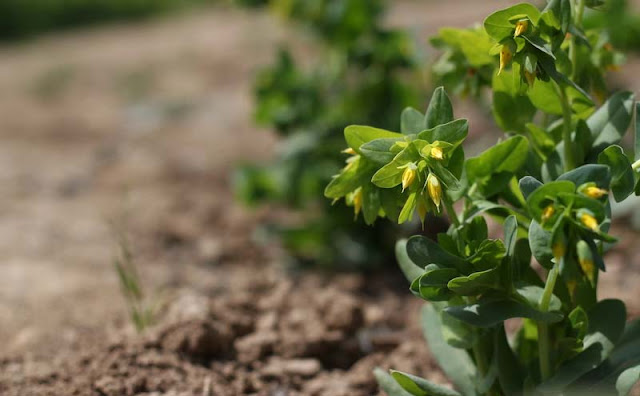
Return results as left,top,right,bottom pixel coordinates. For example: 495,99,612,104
402,107,426,134
425,87,454,129
598,145,635,202
444,298,563,328
616,365,640,396
519,176,543,200
396,239,425,284
391,370,462,396
421,304,477,396
587,91,635,156
360,138,403,165
407,235,473,274
375,368,414,396
557,164,611,190
418,119,469,147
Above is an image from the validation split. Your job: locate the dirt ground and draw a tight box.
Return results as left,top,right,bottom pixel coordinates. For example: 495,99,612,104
0,1,639,395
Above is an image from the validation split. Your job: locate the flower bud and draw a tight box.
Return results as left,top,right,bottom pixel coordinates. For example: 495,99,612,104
417,195,428,229
524,70,536,86
579,211,599,231
514,20,529,37
542,205,555,223
430,147,444,160
576,240,596,284
427,173,442,209
499,45,513,75
552,232,566,260
402,165,417,192
584,186,608,199
342,147,356,155
353,188,363,217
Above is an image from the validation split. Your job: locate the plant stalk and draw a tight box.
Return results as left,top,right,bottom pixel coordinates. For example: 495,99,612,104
538,259,560,381
570,0,586,80
556,84,575,172
443,195,460,227
632,159,640,171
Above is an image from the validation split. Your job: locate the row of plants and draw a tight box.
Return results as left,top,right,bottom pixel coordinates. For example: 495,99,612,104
0,0,213,41
234,0,425,269
325,0,640,394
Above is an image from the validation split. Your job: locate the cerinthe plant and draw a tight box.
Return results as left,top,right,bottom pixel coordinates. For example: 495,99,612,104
326,1,640,395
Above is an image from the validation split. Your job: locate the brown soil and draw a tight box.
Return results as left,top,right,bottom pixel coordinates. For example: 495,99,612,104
1,1,640,395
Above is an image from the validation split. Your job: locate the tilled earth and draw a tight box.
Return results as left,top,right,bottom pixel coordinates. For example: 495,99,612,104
1,1,640,395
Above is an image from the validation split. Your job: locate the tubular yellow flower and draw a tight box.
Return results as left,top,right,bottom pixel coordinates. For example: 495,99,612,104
402,166,417,192
417,196,428,229
342,147,357,155
580,213,599,231
353,188,363,217
524,70,536,86
552,232,566,260
542,205,555,223
427,173,442,209
430,147,444,160
584,186,608,199
499,45,513,75
577,240,596,284
514,20,529,37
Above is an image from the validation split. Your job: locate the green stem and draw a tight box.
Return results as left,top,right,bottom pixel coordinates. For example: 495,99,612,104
632,159,640,171
538,259,561,381
443,195,460,227
472,341,488,376
556,84,575,172
570,0,586,80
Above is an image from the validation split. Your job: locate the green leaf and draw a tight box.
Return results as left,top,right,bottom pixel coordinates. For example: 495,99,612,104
402,107,426,134
529,220,553,268
484,3,541,42
421,305,477,396
374,368,414,396
407,236,473,274
444,298,563,328
495,324,525,395
557,164,611,190
395,239,425,284
539,299,627,394
345,125,404,154
360,138,403,165
399,191,418,224
598,145,635,202
362,183,381,225
425,87,454,129
372,143,421,188
527,80,562,115
526,180,575,222
438,306,477,349
466,136,530,197
447,267,501,295
413,267,458,301
519,176,543,200
391,370,462,396
616,365,640,396
587,91,636,157
635,102,640,161
324,157,377,199
418,119,469,147
437,28,495,67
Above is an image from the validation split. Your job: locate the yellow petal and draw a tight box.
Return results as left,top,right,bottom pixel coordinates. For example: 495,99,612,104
584,186,608,199
427,173,442,209
580,213,599,231
402,167,416,192
430,147,444,160
514,20,529,37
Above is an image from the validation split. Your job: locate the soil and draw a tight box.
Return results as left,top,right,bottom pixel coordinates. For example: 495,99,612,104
1,1,640,395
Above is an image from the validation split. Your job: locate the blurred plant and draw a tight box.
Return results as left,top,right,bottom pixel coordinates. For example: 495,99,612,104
327,1,640,394
234,0,424,269
113,231,155,332
0,0,214,41
583,0,640,52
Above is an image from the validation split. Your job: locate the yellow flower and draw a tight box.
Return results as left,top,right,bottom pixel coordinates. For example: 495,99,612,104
402,166,417,192
524,70,536,86
576,240,596,284
427,173,442,209
514,20,529,37
552,232,566,260
580,212,599,231
353,188,363,217
499,45,513,75
542,205,555,223
584,186,608,199
342,147,356,155
417,195,428,229
430,147,444,161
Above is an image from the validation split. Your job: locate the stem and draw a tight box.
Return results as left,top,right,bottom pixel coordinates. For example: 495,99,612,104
472,342,488,376
556,83,575,172
632,159,640,171
570,0,586,80
538,259,561,381
443,195,460,227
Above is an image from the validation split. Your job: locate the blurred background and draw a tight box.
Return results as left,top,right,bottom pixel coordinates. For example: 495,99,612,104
1,0,640,394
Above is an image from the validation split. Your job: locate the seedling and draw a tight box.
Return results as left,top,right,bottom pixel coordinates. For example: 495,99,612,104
327,1,640,394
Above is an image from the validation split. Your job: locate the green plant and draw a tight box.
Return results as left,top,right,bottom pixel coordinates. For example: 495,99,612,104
113,232,155,332
326,1,640,394
235,0,423,268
